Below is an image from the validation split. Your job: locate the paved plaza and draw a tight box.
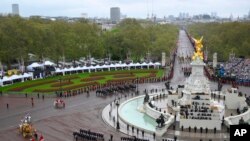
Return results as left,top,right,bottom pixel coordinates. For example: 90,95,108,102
0,30,249,141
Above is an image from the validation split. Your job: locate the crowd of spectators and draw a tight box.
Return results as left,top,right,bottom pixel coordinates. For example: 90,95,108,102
180,102,214,121
225,57,250,84
205,56,250,87
223,57,250,82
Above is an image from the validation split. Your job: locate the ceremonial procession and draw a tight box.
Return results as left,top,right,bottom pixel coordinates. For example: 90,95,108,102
0,1,250,141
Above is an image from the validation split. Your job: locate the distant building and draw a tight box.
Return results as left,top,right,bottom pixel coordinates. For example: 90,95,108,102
101,24,116,31
12,4,19,16
211,12,217,19
110,7,120,23
81,13,88,19
178,12,189,20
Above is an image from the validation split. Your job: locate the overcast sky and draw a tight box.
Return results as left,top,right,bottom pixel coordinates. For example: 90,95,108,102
1,0,249,18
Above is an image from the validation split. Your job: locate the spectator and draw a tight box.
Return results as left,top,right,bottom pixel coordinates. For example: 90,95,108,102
110,134,113,141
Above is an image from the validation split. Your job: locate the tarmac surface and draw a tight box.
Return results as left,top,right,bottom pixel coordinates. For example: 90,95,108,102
0,30,249,141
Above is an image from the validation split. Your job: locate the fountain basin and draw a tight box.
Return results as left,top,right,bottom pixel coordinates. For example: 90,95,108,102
118,93,175,134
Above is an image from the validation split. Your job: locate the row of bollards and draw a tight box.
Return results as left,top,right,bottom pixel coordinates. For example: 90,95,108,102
126,124,156,139
177,125,218,134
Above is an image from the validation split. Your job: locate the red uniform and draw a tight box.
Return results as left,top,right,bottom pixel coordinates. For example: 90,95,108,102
39,135,44,141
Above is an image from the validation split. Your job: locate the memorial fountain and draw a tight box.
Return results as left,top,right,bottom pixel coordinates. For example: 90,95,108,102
102,35,249,140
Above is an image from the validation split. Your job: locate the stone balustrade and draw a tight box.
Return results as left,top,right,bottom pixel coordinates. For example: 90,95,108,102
225,108,250,127
145,93,175,136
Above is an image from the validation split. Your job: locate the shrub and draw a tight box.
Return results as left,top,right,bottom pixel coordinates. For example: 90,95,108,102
80,76,105,82
33,81,99,92
51,81,73,87
9,80,56,91
113,74,135,78
60,75,79,80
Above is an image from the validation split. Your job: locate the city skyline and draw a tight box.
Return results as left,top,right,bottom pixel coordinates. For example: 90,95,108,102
0,0,250,18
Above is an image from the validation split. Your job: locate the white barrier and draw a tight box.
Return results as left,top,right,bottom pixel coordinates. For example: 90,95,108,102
225,108,250,127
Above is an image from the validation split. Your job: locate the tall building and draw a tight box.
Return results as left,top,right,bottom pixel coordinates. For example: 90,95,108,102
12,4,19,15
110,7,120,23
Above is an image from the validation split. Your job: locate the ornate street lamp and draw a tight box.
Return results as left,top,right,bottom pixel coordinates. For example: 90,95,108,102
136,77,139,95
115,99,120,130
58,76,63,97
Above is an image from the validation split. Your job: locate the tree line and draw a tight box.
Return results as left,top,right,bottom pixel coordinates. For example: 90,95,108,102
187,22,250,61
0,16,178,69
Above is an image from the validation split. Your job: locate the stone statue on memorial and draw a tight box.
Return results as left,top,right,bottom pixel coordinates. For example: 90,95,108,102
192,36,204,60
238,117,249,125
156,114,165,128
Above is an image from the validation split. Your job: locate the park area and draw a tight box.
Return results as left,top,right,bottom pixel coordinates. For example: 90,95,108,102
0,69,164,94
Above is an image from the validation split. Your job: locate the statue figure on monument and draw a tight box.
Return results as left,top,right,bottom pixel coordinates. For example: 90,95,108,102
239,117,246,125
192,37,204,60
156,114,165,128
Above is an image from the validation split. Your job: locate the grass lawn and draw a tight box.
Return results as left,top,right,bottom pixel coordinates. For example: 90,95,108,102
0,69,165,93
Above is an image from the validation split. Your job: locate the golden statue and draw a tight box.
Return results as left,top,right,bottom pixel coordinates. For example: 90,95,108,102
192,36,204,60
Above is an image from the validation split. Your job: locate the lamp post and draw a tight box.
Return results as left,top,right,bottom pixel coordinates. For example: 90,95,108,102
136,77,139,95
59,76,63,97
115,99,120,130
